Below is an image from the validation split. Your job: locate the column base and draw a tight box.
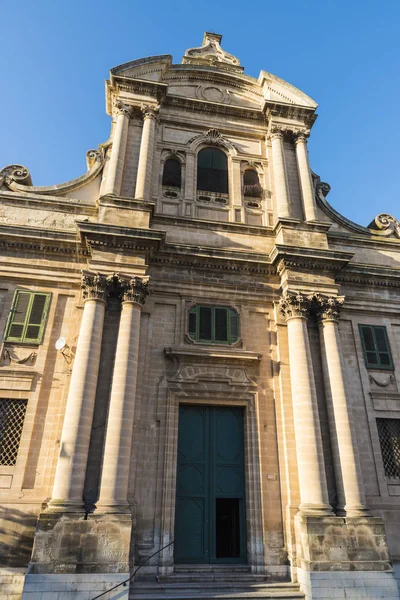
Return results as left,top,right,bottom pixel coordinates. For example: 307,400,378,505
298,503,334,516
27,510,133,576
294,513,399,598
95,500,131,514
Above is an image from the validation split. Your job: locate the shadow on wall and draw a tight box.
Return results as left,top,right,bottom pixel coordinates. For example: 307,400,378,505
0,505,37,568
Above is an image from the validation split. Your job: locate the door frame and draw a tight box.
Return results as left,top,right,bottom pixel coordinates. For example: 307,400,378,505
159,389,266,575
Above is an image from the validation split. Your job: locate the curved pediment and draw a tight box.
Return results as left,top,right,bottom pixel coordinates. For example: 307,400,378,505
259,70,317,108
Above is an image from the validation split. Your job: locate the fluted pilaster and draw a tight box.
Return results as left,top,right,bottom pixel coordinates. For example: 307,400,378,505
294,131,318,222
134,105,159,200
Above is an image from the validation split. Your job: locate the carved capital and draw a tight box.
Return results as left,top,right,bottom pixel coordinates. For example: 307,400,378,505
121,276,149,305
294,130,310,145
141,104,159,121
312,293,345,322
278,292,312,320
269,127,284,142
113,100,133,119
81,272,108,301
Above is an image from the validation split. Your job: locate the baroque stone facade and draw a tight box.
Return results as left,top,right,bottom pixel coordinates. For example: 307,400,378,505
0,32,400,600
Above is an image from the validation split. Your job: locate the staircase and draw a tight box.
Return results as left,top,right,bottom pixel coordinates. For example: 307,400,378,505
130,566,305,599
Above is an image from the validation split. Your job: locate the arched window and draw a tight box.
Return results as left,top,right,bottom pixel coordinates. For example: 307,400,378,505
162,158,182,188
243,169,262,198
197,148,228,194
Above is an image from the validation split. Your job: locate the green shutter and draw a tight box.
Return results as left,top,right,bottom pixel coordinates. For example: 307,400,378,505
359,324,393,370
5,291,51,344
188,305,240,345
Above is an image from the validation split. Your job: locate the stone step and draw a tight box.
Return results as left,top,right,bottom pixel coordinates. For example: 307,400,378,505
174,566,251,574
130,582,304,600
157,573,270,584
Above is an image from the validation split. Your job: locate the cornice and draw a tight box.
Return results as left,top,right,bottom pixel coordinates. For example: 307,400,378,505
328,230,400,251
152,246,276,276
337,264,400,288
98,195,155,213
76,221,165,257
164,95,264,122
273,217,332,236
269,244,354,273
164,69,263,97
151,214,275,237
164,345,262,362
265,101,317,128
0,224,89,256
106,77,168,114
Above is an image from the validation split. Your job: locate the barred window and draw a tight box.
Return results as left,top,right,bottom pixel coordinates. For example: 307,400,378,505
377,418,400,479
0,399,28,466
359,325,393,370
188,305,239,345
4,291,51,344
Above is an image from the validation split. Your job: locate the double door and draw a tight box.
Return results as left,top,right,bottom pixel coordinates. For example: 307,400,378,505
174,405,246,564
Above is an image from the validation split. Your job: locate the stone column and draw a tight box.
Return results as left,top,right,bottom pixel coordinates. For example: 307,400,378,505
134,104,159,200
315,295,369,516
97,277,149,511
294,132,318,222
102,100,132,197
270,129,291,219
49,273,108,509
279,292,332,515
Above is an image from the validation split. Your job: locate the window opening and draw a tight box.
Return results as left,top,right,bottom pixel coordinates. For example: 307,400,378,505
377,418,400,478
188,305,239,344
0,399,28,466
197,148,228,194
359,325,393,370
4,291,51,344
162,158,182,188
243,169,262,198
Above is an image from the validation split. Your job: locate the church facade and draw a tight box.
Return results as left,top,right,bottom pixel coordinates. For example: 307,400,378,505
1,33,400,600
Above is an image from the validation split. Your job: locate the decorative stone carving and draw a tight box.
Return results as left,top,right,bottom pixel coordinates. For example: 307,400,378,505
312,294,345,322
369,214,400,238
81,272,108,301
141,104,159,121
278,292,312,320
2,348,37,365
113,99,133,119
121,276,149,305
0,164,32,187
294,130,310,144
369,374,395,388
188,128,238,154
182,32,242,71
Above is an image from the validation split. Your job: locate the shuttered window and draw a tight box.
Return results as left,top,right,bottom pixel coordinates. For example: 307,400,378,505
4,291,51,344
197,148,228,194
188,305,239,344
359,325,393,370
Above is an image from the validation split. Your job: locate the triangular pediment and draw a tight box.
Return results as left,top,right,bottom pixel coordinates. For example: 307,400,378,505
259,70,317,108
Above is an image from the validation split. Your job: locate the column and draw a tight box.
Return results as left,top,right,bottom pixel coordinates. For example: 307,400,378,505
134,104,159,200
315,295,369,516
270,129,291,219
279,292,332,515
97,276,149,510
294,132,318,222
49,273,108,509
102,100,132,197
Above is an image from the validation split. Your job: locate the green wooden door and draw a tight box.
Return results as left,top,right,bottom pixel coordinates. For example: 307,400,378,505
174,405,246,564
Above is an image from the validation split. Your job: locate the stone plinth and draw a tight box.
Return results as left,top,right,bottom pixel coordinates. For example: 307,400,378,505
295,514,399,599
27,511,132,575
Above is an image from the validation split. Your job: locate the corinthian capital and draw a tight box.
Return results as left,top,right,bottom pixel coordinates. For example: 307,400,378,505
269,126,284,141
312,294,345,322
141,104,159,121
113,99,133,118
81,272,108,301
121,277,149,305
278,291,312,320
294,130,310,145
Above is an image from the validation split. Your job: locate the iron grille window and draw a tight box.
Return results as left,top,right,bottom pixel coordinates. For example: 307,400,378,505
4,291,51,344
377,418,400,479
197,147,228,194
188,305,239,344
0,399,28,466
162,158,182,188
359,325,393,370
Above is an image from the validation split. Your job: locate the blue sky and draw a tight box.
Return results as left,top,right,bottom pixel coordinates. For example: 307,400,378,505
1,0,399,225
